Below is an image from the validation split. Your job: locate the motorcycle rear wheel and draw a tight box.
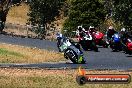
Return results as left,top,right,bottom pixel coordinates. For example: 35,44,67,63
79,41,88,51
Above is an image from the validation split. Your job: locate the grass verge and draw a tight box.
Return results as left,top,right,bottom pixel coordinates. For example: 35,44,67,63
0,68,132,88
0,48,24,63
0,43,64,63
0,48,23,57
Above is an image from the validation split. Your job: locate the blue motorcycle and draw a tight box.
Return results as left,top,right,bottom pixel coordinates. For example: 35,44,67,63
110,33,122,51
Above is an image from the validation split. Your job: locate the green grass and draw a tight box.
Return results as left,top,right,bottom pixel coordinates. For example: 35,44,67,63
0,43,64,63
0,48,25,63
0,48,24,57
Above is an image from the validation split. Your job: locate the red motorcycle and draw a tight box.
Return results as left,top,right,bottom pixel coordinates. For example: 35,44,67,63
92,31,109,48
124,39,132,55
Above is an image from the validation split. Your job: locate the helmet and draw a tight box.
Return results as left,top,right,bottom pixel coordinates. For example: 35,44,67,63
89,26,95,29
121,28,126,32
56,32,63,38
78,25,83,32
78,25,83,29
108,26,114,29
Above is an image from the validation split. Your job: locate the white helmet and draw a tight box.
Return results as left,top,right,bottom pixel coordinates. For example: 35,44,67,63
56,32,63,38
89,26,94,29
121,28,126,32
78,25,83,29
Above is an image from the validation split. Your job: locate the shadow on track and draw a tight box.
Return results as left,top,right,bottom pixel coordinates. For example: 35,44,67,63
126,55,132,57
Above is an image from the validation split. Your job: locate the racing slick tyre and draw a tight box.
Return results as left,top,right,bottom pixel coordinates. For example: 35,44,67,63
128,52,132,55
93,46,98,52
101,40,109,48
91,42,98,52
79,41,88,51
126,50,132,55
64,51,69,59
64,48,85,64
64,49,78,64
110,42,117,52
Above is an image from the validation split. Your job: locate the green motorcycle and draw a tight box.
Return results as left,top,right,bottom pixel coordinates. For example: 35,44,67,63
57,36,86,64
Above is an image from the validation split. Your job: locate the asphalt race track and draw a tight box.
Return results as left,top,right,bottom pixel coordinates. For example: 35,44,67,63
0,34,132,70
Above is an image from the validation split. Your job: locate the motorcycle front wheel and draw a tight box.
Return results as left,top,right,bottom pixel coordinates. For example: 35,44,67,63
64,48,85,64
91,42,98,52
101,40,109,48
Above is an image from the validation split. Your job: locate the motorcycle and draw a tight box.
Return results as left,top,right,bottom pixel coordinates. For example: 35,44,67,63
109,33,122,51
78,31,98,52
122,38,132,55
57,35,86,64
92,31,109,48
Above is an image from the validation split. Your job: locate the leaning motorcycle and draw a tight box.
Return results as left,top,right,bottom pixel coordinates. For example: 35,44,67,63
121,38,132,55
78,31,98,52
92,31,109,48
57,36,86,64
109,33,122,51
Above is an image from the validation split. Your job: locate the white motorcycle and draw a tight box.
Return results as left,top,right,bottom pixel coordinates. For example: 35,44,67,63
57,36,86,64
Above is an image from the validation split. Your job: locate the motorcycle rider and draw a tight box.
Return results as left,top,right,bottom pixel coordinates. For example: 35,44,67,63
76,25,86,40
88,26,97,39
89,26,96,34
76,25,85,35
119,28,132,53
56,32,82,52
120,28,132,45
120,28,128,44
106,26,117,40
56,32,63,40
56,32,64,52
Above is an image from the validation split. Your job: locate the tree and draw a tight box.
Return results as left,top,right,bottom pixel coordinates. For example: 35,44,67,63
28,0,64,37
0,0,22,32
63,0,107,34
11,0,21,4
113,0,132,29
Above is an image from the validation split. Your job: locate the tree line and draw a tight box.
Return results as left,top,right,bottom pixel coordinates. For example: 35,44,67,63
27,0,132,36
